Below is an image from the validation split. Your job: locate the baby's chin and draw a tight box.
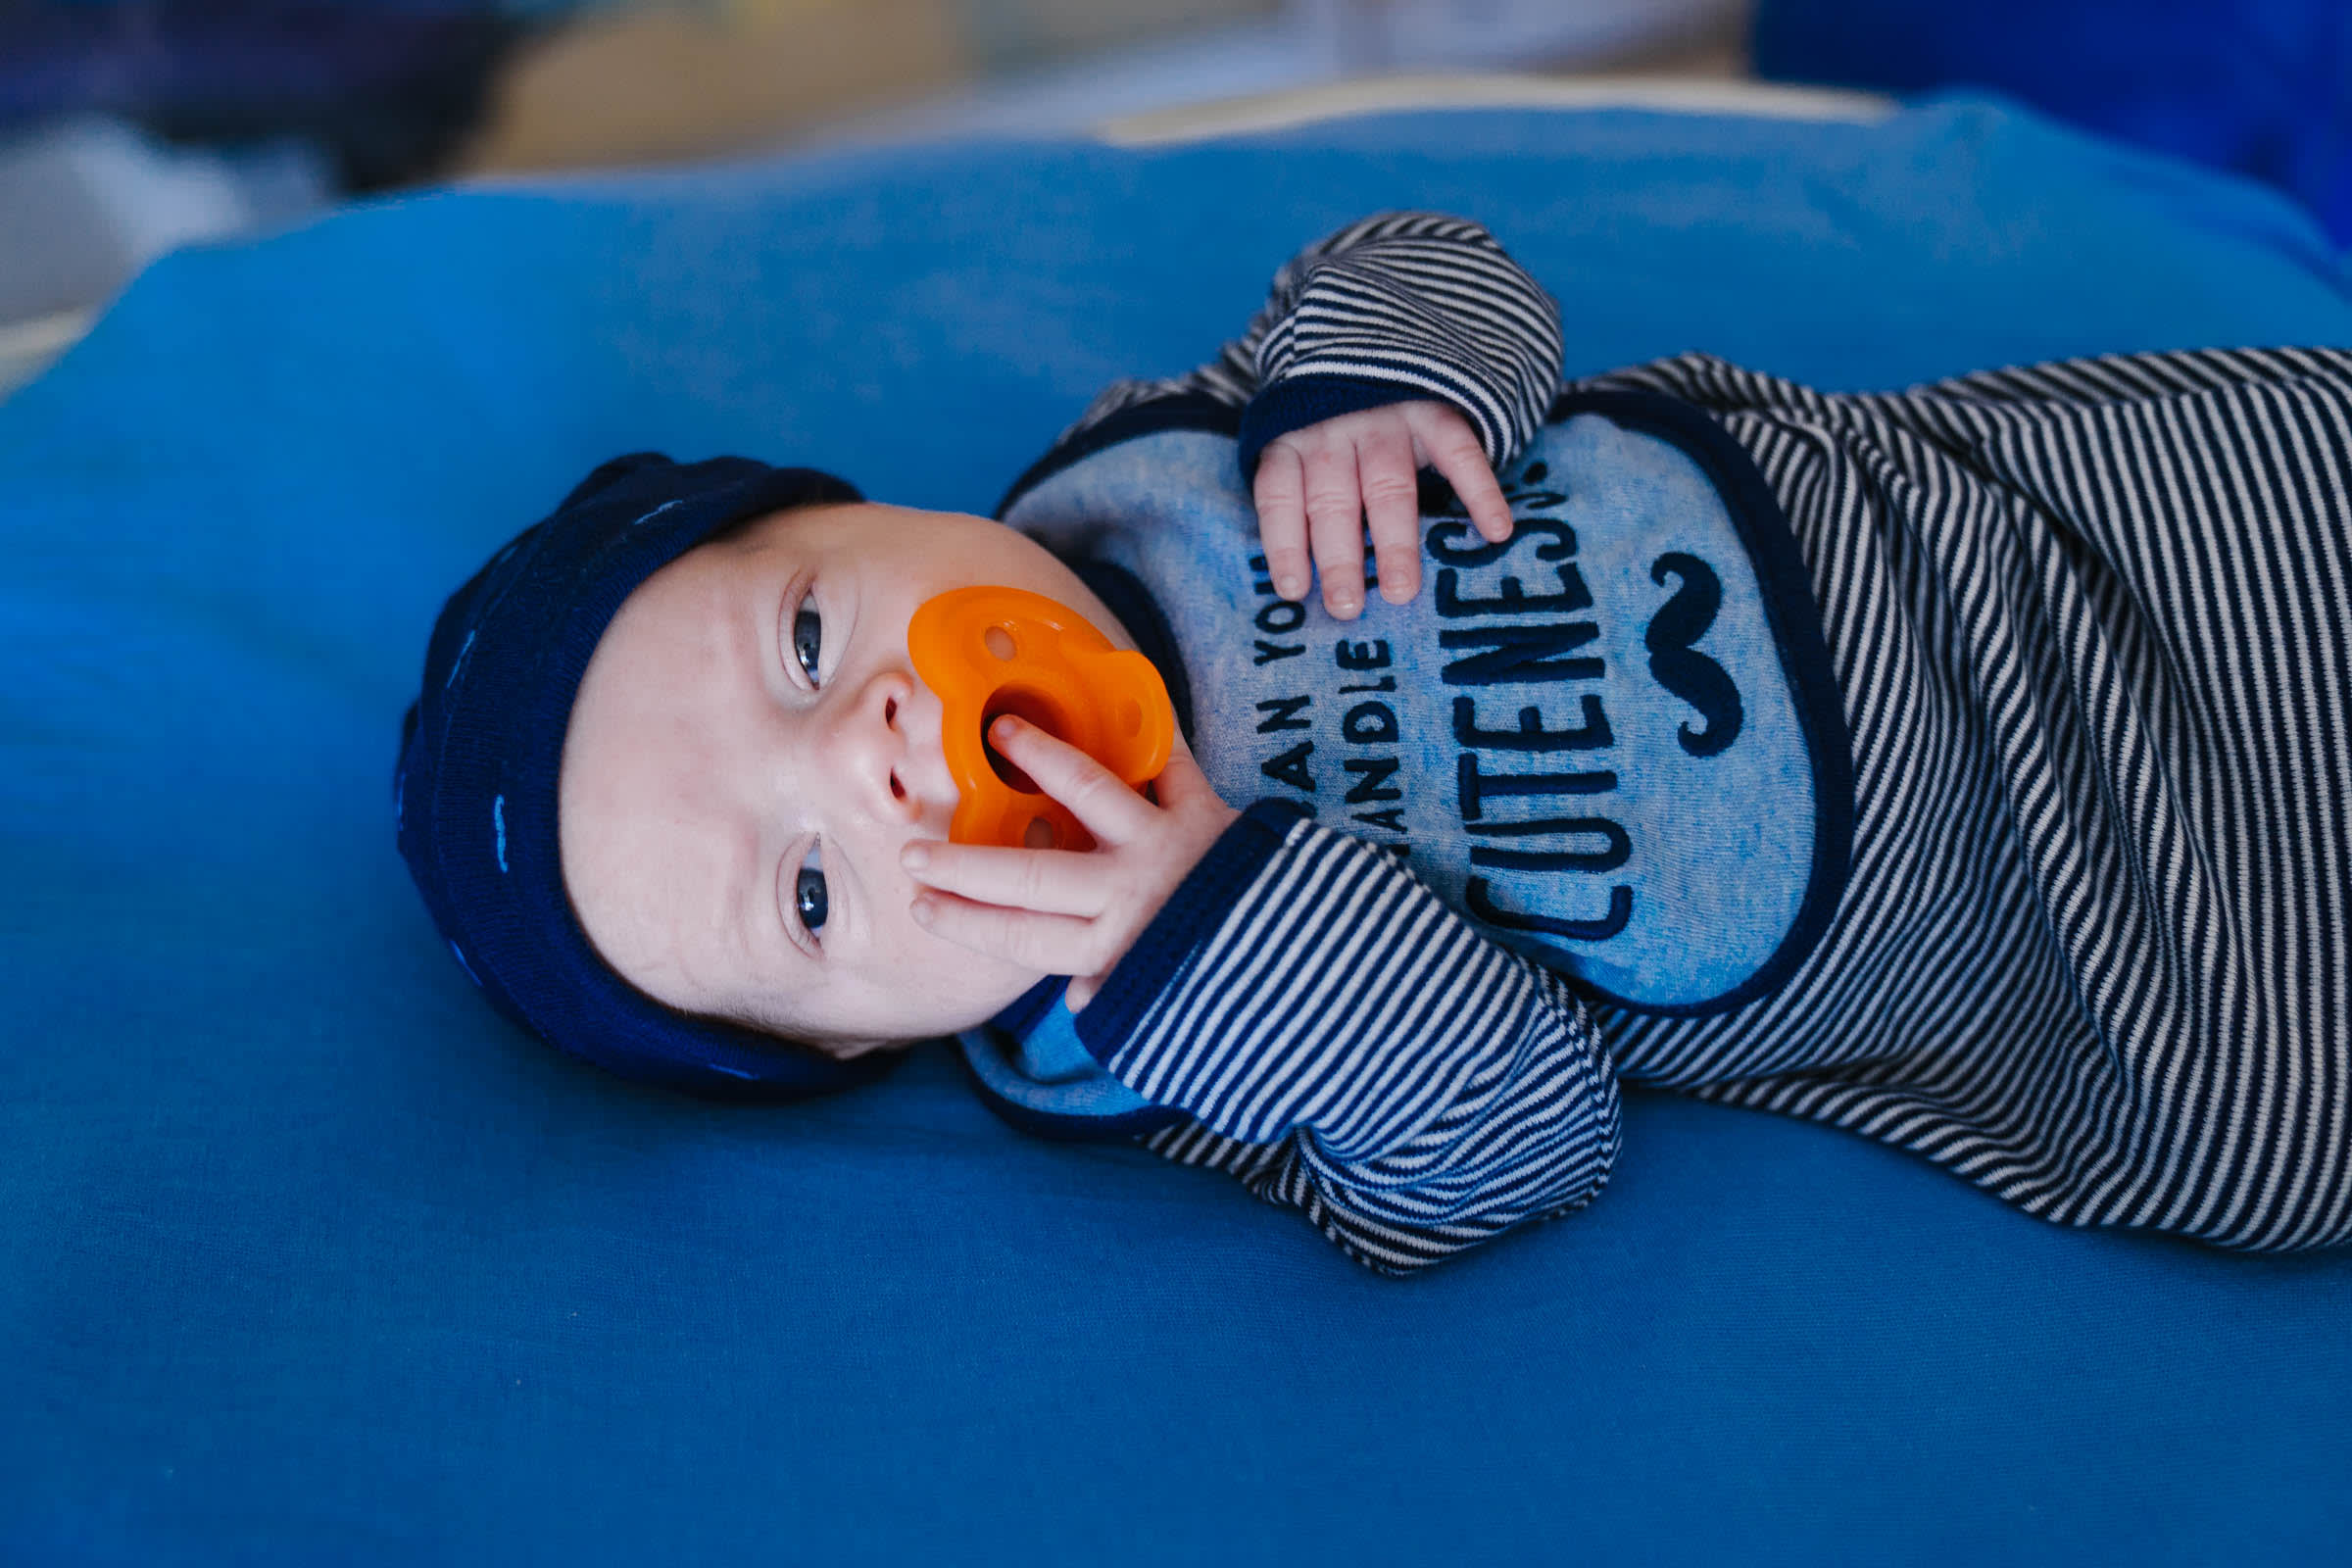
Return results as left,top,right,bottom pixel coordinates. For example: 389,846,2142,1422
736,974,1041,1057
715,1005,904,1061
807,1032,916,1061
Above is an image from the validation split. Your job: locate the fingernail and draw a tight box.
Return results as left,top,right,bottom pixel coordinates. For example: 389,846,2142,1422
1277,574,1305,599
909,897,934,926
992,714,1020,741
901,843,930,871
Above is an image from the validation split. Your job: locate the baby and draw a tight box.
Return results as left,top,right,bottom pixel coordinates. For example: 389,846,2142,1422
399,213,2352,1275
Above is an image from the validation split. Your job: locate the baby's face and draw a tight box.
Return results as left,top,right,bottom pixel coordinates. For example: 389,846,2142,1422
558,501,1138,1054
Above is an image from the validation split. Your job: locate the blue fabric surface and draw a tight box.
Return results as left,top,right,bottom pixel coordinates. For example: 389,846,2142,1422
4,98,2349,1562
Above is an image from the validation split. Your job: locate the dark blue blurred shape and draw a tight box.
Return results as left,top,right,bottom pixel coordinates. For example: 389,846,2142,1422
0,0,522,187
1754,0,2352,244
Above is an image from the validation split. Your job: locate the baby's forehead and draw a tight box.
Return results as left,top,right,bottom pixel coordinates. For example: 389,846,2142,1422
714,497,910,550
555,641,760,1010
560,550,744,845
733,498,1000,556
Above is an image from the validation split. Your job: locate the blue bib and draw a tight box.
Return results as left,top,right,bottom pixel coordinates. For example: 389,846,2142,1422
1006,389,1855,1015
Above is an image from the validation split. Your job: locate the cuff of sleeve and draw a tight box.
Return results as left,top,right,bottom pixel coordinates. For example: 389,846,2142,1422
1237,375,1451,482
1072,797,1310,1062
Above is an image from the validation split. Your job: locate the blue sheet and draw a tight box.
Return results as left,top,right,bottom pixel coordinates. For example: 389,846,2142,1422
5,97,2349,1562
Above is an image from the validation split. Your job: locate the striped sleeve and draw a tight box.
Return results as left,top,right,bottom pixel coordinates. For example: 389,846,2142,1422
1058,211,1565,479
1073,800,1622,1277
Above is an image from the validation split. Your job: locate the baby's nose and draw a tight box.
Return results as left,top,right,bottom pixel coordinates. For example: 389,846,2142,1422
886,673,959,828
830,667,945,827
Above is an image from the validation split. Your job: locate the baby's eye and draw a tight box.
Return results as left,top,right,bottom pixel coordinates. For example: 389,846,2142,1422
792,601,823,686
793,842,828,938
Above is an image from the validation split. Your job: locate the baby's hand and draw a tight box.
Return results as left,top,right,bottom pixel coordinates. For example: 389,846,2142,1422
901,714,1239,1010
1252,399,1515,620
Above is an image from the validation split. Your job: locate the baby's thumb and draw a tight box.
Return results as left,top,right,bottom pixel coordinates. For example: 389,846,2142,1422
1152,747,1225,809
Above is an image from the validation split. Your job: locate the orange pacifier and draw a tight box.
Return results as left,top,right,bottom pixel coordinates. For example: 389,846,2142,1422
907,585,1176,851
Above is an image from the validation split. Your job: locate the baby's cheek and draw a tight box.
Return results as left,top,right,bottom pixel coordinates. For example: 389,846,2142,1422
902,919,1042,1017
926,930,1028,991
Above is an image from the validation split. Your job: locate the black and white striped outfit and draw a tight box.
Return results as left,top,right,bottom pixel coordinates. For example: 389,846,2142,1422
979,213,2352,1273
1579,347,2352,1252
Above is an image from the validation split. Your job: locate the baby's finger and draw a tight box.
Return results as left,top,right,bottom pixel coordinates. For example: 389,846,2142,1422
900,839,1112,917
1410,405,1515,545
1149,749,1235,825
1251,445,1312,602
988,715,1155,846
1354,422,1424,604
909,890,1106,975
1301,444,1368,619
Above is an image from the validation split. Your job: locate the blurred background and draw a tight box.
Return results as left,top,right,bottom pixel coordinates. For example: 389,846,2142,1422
3,0,2345,396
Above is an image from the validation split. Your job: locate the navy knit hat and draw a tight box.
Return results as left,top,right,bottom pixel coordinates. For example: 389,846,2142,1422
395,452,901,1100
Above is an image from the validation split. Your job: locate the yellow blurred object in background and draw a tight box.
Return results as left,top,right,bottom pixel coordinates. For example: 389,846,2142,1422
463,0,970,172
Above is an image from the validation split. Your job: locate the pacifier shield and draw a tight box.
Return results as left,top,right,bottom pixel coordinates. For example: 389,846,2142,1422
907,585,1175,849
